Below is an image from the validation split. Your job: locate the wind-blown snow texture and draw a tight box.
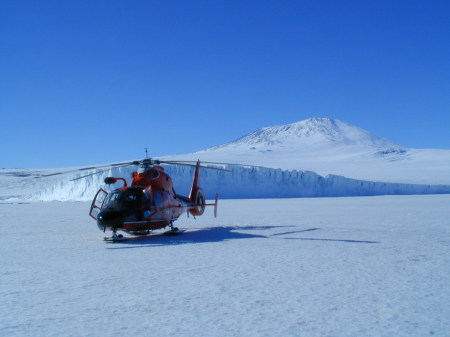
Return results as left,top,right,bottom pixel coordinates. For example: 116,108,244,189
1,195,449,336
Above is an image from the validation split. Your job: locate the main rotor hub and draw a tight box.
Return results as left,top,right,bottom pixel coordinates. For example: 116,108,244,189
137,158,162,173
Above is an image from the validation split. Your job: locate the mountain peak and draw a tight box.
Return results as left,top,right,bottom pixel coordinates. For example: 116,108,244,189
210,117,398,150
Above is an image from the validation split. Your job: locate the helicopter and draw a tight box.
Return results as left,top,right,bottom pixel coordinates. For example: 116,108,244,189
44,157,233,241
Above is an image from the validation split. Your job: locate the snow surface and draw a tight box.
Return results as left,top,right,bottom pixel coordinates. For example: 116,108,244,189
1,195,449,336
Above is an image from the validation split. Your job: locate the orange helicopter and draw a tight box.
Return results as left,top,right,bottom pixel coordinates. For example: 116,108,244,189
47,157,230,241
90,159,225,241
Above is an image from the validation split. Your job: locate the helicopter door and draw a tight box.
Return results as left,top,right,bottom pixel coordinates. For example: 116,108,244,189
89,188,108,220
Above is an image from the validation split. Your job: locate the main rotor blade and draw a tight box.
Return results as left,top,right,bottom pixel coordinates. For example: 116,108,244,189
39,157,245,180
161,161,231,172
69,164,134,181
40,160,140,178
160,160,269,169
69,161,231,180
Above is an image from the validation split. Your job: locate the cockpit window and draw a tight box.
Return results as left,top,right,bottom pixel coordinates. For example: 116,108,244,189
104,188,144,211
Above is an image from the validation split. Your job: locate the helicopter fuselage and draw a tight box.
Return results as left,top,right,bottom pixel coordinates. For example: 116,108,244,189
90,162,211,236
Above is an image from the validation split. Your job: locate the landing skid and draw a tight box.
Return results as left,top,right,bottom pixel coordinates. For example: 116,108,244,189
103,227,185,242
163,222,184,236
104,231,126,242
163,227,185,236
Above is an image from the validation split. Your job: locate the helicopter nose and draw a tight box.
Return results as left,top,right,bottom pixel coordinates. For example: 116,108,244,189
97,209,124,231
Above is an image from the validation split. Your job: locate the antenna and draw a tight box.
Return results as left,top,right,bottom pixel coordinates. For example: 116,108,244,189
145,148,148,158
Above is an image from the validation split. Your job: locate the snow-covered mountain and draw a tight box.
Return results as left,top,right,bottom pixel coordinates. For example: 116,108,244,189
166,118,450,185
211,117,397,149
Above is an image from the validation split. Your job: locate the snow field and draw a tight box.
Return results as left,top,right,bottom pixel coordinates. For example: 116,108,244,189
1,195,449,336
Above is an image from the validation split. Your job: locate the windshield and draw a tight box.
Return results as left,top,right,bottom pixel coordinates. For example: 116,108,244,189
104,188,144,211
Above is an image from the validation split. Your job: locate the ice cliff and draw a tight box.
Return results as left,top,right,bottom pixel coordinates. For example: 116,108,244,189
23,164,450,201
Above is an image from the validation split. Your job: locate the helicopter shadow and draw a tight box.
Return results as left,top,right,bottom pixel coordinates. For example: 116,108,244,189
284,237,380,244
106,225,288,249
270,227,320,236
106,225,379,249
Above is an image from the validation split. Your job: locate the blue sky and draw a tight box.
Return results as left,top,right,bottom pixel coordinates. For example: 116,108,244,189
1,0,449,168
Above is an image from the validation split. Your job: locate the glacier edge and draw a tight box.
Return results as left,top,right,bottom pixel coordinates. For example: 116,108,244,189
3,165,450,202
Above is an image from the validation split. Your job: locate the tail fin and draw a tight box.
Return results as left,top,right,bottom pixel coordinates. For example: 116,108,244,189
189,160,201,201
189,160,205,216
